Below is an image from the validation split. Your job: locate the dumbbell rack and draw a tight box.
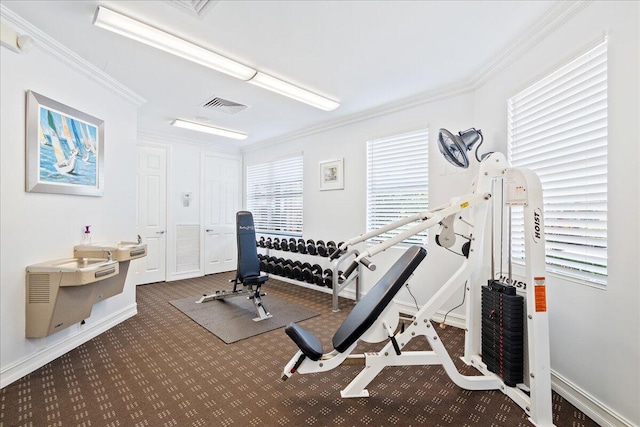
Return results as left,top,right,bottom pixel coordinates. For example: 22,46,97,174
257,239,361,312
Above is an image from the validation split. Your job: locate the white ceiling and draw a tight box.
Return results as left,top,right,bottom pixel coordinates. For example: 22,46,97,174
3,0,557,147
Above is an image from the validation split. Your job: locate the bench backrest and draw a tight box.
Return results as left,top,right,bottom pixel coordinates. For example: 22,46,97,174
332,246,427,352
236,211,260,280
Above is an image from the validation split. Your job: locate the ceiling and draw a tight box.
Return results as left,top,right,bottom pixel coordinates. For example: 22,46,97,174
3,0,557,148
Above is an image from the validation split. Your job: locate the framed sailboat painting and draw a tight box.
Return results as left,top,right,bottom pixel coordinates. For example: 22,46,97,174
26,91,104,196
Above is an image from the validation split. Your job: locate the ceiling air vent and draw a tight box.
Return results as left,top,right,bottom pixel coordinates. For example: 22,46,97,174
169,0,219,18
202,97,249,115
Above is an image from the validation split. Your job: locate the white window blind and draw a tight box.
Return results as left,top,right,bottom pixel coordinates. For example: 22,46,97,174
246,156,303,235
367,129,429,245
508,40,607,285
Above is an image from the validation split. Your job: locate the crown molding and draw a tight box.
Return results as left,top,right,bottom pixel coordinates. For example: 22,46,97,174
470,0,591,88
244,0,590,154
243,79,474,153
0,4,146,107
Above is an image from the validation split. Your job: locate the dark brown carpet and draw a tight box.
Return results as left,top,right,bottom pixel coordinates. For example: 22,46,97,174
1,272,599,427
169,293,318,343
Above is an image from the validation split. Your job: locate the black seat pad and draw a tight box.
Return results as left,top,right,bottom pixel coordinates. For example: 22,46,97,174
243,275,269,285
285,322,323,361
332,246,426,353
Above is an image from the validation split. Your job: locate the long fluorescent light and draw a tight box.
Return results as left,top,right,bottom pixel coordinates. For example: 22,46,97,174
171,119,247,140
93,6,340,111
93,6,256,80
248,72,340,111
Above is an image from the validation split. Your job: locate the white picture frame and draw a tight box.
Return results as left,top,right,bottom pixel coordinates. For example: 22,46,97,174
26,90,105,196
319,158,344,191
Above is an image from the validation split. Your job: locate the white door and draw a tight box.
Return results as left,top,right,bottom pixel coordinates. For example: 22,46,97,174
135,145,167,284
203,154,241,275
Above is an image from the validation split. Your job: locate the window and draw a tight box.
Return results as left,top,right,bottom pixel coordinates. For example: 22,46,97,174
508,40,607,285
367,129,429,245
246,155,303,235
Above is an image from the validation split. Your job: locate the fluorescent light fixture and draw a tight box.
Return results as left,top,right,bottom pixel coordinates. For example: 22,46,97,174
93,6,339,111
171,119,247,140
248,72,340,111
93,6,256,80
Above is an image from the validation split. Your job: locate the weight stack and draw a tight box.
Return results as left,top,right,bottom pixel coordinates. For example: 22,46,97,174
481,280,524,387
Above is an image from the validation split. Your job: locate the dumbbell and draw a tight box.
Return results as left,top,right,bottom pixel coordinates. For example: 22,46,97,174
322,269,334,288
274,258,286,276
258,254,267,272
273,237,281,250
311,264,323,285
258,236,266,248
301,262,314,283
283,259,294,278
297,238,307,254
316,240,327,257
265,237,273,249
266,256,277,274
292,261,304,281
288,238,298,253
280,239,289,252
306,239,317,255
326,241,337,257
324,268,343,289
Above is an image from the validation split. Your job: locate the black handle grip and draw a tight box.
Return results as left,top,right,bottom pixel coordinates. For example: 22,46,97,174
359,257,376,271
341,261,358,281
390,336,401,355
329,247,343,260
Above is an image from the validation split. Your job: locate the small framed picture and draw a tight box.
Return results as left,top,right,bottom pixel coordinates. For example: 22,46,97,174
319,158,344,191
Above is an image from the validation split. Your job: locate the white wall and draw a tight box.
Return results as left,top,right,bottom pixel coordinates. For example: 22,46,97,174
474,2,639,426
0,36,139,385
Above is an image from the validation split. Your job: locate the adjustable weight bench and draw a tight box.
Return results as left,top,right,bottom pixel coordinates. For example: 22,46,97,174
196,211,272,322
282,245,427,383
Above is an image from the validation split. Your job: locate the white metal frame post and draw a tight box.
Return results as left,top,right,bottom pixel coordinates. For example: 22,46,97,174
462,163,554,427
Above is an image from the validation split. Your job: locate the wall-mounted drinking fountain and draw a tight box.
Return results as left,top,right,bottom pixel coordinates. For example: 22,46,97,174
73,236,147,303
26,257,119,337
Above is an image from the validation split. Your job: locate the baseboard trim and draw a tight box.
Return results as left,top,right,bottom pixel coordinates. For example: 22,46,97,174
0,303,137,389
168,271,202,282
551,370,635,427
430,310,467,329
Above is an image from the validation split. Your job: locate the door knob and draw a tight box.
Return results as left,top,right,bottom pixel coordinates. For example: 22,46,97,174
156,230,165,234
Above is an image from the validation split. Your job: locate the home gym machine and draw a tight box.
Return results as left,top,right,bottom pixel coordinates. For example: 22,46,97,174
196,211,272,322
282,128,555,426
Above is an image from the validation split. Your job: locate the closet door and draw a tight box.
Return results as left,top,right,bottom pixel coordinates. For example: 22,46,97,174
135,145,167,284
202,154,241,275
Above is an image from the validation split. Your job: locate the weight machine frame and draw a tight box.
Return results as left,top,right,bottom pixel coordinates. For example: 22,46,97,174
283,152,554,427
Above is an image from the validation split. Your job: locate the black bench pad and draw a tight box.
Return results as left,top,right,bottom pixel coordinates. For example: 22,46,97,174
332,246,426,353
285,322,323,361
243,275,269,286
284,246,426,358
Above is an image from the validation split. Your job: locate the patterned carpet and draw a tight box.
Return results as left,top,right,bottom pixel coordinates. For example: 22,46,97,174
1,272,599,427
